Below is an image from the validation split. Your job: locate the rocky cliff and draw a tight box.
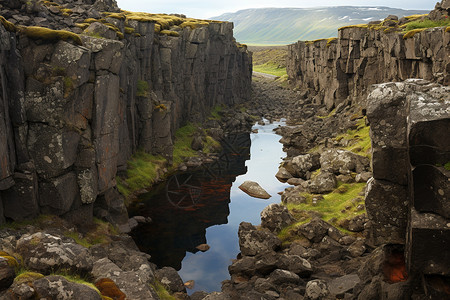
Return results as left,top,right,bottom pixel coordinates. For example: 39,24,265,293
286,2,450,109
0,0,252,228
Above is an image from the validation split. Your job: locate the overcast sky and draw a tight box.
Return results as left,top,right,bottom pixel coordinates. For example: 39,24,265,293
115,0,437,19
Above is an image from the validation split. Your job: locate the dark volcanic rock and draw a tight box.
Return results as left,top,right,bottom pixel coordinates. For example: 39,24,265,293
33,275,101,300
260,203,295,234
0,258,15,292
238,222,281,256
298,218,331,243
15,232,93,274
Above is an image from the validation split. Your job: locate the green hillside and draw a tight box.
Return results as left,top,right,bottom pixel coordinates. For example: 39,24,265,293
213,6,429,45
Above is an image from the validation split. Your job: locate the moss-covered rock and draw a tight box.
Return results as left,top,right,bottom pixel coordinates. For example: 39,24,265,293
19,26,82,46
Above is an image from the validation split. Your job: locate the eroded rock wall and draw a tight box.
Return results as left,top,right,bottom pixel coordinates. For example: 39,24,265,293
366,79,449,295
0,13,251,227
287,27,450,109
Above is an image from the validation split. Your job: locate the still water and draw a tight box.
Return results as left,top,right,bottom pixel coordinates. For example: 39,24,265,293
129,119,290,293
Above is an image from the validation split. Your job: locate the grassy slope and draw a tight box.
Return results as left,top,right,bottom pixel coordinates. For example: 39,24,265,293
278,118,371,244
213,7,429,45
250,46,288,77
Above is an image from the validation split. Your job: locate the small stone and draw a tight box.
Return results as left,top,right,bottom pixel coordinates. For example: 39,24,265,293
184,280,195,289
239,181,271,199
196,244,210,252
305,279,330,300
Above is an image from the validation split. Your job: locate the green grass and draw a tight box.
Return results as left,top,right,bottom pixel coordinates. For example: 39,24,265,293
404,18,450,32
136,80,149,97
151,281,177,300
116,152,167,198
444,161,450,171
253,63,287,77
285,182,366,230
209,105,224,120
172,123,199,166
335,118,371,158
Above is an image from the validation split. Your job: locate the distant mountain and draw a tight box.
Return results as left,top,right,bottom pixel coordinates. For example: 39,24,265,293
212,7,429,45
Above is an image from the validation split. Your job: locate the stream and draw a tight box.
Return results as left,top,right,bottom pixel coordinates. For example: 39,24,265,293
129,119,290,294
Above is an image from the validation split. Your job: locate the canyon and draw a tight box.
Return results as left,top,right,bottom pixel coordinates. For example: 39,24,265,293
0,0,449,299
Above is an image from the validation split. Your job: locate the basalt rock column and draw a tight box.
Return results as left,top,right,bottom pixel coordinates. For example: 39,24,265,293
366,79,450,297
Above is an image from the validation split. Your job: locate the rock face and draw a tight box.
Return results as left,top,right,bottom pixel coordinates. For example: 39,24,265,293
0,1,252,226
287,19,450,109
366,79,450,297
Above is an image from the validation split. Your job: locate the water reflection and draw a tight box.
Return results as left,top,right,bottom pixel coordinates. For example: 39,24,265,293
129,120,290,293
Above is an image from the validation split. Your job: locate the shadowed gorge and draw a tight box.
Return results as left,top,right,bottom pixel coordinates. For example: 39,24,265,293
0,0,449,299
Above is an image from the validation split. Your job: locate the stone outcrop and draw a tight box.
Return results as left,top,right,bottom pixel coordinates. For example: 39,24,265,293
0,0,251,226
287,9,450,109
366,79,449,298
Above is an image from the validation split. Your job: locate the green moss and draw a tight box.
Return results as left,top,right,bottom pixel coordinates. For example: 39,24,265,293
326,37,337,47
14,271,44,285
285,182,366,231
124,26,135,34
317,108,336,119
136,80,149,97
116,152,167,198
151,281,177,300
160,30,180,37
172,123,199,166
63,77,73,98
0,16,16,32
404,18,450,32
203,136,221,153
403,28,427,39
179,20,209,29
208,105,224,120
20,26,82,46
335,118,371,158
277,220,311,247
103,12,126,20
75,23,90,30
444,161,450,171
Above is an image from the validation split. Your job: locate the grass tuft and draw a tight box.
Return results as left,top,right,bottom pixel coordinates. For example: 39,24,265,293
151,281,176,300
19,26,82,45
136,80,149,97
285,182,366,231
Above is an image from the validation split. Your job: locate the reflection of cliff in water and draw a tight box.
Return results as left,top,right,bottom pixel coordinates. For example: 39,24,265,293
129,133,251,270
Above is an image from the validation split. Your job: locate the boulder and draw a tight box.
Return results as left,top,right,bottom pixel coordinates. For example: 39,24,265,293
305,280,330,300
228,256,257,276
328,274,360,297
283,153,320,179
281,185,308,205
277,254,313,278
267,269,302,286
238,222,281,256
307,171,338,194
347,238,367,258
275,167,293,182
33,275,101,300
365,178,408,245
260,204,295,234
298,218,331,243
286,177,305,186
238,181,271,199
155,267,186,294
92,258,157,300
0,258,15,292
15,232,93,274
320,149,370,175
